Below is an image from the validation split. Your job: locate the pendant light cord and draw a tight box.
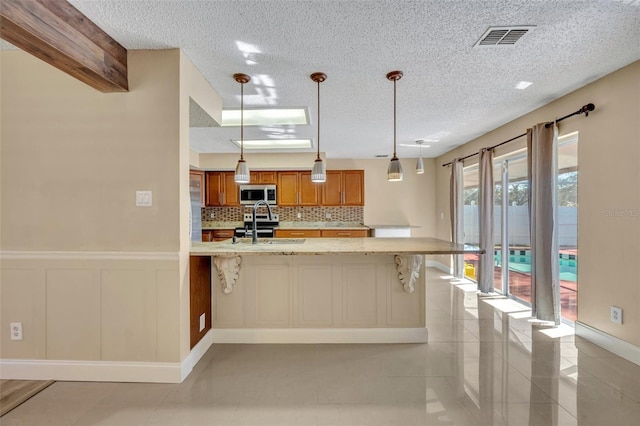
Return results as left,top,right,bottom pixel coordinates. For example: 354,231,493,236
317,79,321,160
240,81,244,161
393,78,397,158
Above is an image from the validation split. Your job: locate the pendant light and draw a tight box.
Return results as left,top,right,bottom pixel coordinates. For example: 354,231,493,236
386,70,403,181
310,72,327,183
415,140,425,174
234,73,251,184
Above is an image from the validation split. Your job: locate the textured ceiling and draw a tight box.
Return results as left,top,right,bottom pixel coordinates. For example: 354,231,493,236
13,1,640,158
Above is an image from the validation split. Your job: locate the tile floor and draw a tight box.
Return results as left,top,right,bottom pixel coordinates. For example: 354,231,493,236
3,269,640,425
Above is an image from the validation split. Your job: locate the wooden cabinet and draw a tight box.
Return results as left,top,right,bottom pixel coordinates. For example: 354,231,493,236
212,229,235,241
202,229,235,241
275,229,321,238
190,170,205,207
275,229,368,238
205,171,240,206
250,171,277,184
321,170,364,206
277,171,319,206
190,256,211,349
320,229,369,238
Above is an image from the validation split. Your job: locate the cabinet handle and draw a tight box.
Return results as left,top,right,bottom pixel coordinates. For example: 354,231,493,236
337,232,350,236
291,232,304,236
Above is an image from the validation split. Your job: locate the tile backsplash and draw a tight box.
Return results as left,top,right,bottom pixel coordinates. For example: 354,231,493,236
202,206,363,222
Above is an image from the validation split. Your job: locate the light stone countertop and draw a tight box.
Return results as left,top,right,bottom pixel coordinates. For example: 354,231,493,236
366,224,421,229
201,221,242,230
190,237,482,256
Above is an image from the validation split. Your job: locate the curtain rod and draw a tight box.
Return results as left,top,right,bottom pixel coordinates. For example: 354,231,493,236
441,103,595,167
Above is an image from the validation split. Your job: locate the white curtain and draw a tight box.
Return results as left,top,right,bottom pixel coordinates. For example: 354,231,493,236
449,158,464,278
528,123,561,324
478,148,494,294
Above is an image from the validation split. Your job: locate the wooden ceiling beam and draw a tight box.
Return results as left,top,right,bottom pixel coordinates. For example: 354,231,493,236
1,0,128,92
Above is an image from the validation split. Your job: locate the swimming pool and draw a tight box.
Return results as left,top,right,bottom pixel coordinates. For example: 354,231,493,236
494,250,577,282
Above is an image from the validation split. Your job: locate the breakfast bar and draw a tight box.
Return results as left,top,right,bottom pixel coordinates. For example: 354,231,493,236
190,238,481,345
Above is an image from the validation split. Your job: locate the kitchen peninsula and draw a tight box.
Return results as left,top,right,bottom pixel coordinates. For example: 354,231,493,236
190,238,481,346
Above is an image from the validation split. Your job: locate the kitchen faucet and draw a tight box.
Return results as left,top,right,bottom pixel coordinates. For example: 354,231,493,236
252,200,273,244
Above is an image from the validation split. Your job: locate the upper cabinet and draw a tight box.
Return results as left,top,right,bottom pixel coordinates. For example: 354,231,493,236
203,169,364,207
189,170,205,207
205,171,240,206
250,171,277,184
277,171,319,206
321,170,364,206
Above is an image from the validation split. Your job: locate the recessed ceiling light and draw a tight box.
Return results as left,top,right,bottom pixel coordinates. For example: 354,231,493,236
375,154,389,158
515,81,533,90
230,139,312,150
222,108,308,126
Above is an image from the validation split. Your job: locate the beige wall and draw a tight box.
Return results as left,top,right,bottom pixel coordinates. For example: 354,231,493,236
1,51,181,252
436,61,640,346
328,158,436,238
0,49,221,374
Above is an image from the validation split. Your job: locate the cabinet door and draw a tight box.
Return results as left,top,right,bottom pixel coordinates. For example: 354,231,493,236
299,172,319,206
222,172,240,206
321,170,343,206
189,170,205,207
258,171,277,183
202,230,214,242
213,229,235,241
342,170,364,206
321,229,368,238
205,172,223,206
277,172,299,206
275,229,321,238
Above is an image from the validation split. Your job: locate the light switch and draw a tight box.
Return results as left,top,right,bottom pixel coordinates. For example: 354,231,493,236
136,191,153,207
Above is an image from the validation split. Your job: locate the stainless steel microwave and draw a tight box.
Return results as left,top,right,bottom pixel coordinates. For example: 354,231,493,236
239,185,277,205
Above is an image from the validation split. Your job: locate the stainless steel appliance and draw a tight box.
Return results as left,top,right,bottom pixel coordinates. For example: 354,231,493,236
239,184,277,205
235,213,280,238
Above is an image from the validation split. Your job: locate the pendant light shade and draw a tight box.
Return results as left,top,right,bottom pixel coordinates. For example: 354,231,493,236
386,71,403,182
416,139,425,174
416,156,424,174
234,73,251,184
310,72,327,183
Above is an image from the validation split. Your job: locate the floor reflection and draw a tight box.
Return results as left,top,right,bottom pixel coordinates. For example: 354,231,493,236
444,272,640,426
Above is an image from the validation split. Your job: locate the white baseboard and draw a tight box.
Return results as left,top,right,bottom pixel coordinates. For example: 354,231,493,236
0,359,182,383
180,329,214,381
425,260,452,274
0,330,215,384
212,328,428,344
575,322,640,366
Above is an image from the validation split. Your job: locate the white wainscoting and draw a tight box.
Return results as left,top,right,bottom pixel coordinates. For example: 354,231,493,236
211,255,426,342
0,251,184,382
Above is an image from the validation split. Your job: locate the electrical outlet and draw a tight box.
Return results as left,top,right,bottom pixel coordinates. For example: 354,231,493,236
199,313,206,332
326,213,331,219
210,212,215,219
297,212,301,219
611,306,623,324
10,322,23,340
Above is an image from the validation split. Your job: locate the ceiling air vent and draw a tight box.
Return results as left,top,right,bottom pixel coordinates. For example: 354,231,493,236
474,26,535,47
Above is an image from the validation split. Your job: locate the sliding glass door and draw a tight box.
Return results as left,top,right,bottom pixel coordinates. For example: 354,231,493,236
460,132,578,322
